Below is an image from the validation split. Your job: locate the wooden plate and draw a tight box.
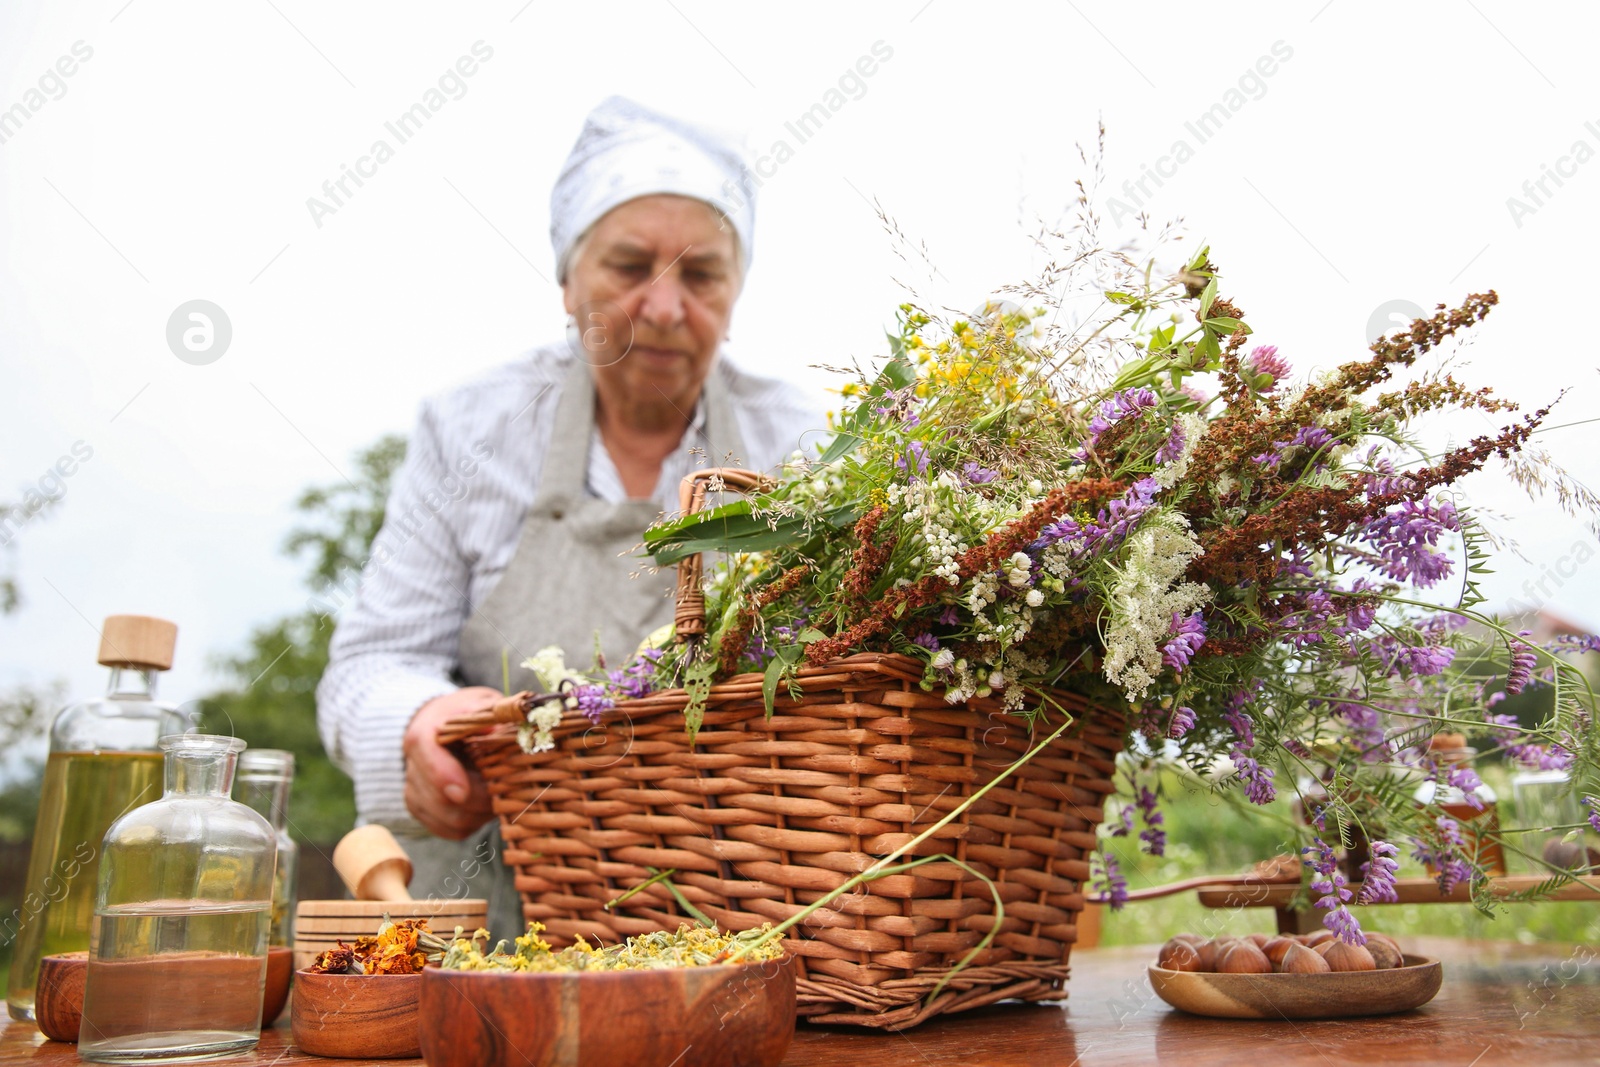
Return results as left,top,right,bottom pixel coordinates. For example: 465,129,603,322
418,956,796,1067
1148,954,1442,1019
296,899,488,918
295,916,487,936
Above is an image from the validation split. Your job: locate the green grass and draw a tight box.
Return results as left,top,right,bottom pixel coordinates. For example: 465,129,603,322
1096,762,1600,947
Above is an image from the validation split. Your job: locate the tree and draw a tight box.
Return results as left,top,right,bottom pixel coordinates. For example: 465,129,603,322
197,435,407,844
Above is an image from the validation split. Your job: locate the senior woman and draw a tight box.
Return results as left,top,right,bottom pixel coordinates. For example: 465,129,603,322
316,97,822,935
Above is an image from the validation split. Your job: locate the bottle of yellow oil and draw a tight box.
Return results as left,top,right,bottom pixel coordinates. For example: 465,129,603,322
4,615,191,1022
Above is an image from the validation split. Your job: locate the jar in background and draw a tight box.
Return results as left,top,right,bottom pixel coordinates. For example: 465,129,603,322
233,749,299,945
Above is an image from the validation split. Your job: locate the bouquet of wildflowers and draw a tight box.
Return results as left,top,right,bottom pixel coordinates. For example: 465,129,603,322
527,237,1600,947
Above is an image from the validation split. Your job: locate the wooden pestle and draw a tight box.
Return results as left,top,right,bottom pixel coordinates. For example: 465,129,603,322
331,825,414,901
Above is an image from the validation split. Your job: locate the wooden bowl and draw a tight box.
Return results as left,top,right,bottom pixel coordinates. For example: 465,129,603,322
290,971,422,1058
262,946,294,1027
1148,953,1443,1019
38,948,291,1042
418,956,796,1067
35,952,88,1042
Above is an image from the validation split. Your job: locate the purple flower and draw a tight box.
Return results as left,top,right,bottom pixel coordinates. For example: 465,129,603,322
1252,425,1337,472
609,648,663,701
1076,387,1158,460
1109,805,1135,837
1161,612,1207,673
1397,644,1456,677
1136,786,1166,856
1234,748,1276,804
571,683,614,724
1223,691,1256,750
960,461,999,485
1585,796,1600,835
1359,840,1400,904
1447,764,1486,811
1155,420,1188,465
1094,852,1130,910
1032,515,1083,552
895,440,931,478
912,632,940,652
937,606,961,626
1167,705,1196,740
1328,699,1385,756
1555,633,1600,654
1506,631,1537,695
1359,498,1460,588
1245,344,1292,390
1303,837,1366,944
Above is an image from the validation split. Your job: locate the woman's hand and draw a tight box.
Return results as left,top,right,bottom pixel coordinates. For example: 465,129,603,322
402,686,502,839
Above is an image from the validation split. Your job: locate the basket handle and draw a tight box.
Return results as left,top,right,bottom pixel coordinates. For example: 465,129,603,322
672,467,777,643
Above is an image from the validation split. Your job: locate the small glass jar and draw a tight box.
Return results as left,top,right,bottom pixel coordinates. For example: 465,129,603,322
78,735,277,1064
1413,732,1505,875
1510,769,1593,874
232,750,298,946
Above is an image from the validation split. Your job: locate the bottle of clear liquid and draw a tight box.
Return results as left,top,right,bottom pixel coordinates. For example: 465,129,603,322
78,734,277,1064
5,615,191,1022
232,750,298,946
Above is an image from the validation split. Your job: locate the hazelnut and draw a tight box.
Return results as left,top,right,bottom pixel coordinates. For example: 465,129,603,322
1365,938,1403,969
1261,936,1296,967
1303,929,1334,947
1321,940,1377,972
1216,941,1273,974
1280,942,1331,974
1244,933,1272,949
1158,938,1203,971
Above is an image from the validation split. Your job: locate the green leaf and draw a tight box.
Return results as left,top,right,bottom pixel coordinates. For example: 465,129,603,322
1105,291,1139,305
762,656,785,718
648,507,857,565
1204,316,1246,333
796,627,828,644
1199,278,1218,318
816,430,863,465
683,658,716,743
644,499,755,547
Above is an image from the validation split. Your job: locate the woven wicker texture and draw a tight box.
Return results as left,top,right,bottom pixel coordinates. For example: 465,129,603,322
445,652,1123,1030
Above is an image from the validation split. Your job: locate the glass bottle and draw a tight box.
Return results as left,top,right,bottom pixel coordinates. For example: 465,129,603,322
232,750,298,946
1413,731,1505,875
77,734,277,1064
1509,769,1592,874
6,615,191,1023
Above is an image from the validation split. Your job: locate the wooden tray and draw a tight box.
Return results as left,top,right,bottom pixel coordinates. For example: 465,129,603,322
296,899,487,918
1148,954,1442,1019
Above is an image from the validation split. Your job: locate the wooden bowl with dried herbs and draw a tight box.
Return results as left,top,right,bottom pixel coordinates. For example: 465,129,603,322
418,922,794,1067
292,917,473,1059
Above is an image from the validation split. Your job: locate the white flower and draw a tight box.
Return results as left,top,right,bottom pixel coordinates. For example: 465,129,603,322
988,670,1006,689
1101,511,1212,699
931,649,954,670
522,646,582,694
1028,479,1044,495
1153,412,1209,490
1026,589,1045,607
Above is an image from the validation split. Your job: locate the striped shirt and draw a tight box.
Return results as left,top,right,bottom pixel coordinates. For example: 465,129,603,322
315,342,826,829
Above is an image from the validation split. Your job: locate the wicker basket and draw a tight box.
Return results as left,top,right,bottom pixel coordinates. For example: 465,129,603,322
439,472,1126,1030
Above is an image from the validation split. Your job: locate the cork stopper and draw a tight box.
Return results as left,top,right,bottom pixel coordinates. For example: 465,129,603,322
97,615,178,671
1429,731,1475,764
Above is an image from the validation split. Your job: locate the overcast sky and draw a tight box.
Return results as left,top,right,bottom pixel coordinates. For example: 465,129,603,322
2,0,1597,752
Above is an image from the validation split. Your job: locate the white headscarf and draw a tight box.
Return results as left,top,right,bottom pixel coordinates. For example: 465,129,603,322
550,96,756,283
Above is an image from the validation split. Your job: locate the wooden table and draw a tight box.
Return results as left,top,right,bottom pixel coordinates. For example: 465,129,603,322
1198,875,1600,934
7,938,1598,1066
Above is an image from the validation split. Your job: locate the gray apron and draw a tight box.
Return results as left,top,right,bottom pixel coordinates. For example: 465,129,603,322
404,360,747,941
